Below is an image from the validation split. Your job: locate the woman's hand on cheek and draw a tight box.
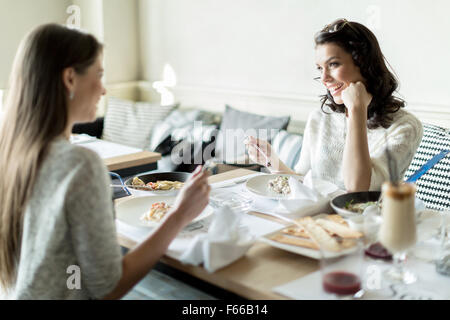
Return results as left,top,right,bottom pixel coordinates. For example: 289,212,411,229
341,82,373,117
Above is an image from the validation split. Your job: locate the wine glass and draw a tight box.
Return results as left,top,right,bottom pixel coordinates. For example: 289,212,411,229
378,182,417,284
320,238,365,299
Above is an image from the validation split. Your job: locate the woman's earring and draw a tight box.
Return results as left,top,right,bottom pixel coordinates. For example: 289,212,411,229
69,91,75,100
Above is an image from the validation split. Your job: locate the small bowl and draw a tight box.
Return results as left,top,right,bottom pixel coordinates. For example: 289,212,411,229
124,172,190,197
330,191,381,227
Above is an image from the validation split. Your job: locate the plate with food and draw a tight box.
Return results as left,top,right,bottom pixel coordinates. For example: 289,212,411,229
245,174,302,200
124,172,190,197
330,191,381,219
259,214,364,259
115,195,214,228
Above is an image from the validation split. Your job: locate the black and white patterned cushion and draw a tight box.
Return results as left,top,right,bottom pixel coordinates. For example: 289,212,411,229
404,123,450,211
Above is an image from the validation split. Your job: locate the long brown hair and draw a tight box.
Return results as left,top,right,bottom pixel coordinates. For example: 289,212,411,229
315,19,404,129
0,24,102,290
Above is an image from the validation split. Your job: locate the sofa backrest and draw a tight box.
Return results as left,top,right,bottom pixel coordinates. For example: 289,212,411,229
404,123,450,211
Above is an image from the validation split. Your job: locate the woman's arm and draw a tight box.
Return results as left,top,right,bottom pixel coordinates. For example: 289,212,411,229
342,82,373,192
102,167,210,300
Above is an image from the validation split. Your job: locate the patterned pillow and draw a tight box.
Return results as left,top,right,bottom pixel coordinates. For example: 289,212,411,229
271,130,303,170
103,97,177,149
404,123,450,211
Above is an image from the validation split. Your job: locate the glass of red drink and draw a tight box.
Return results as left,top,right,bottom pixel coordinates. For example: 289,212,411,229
320,238,365,299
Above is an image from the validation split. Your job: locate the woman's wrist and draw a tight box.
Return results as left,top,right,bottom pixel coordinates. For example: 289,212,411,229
165,207,189,233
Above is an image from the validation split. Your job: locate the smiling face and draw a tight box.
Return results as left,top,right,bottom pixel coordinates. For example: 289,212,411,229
69,53,106,123
315,43,365,105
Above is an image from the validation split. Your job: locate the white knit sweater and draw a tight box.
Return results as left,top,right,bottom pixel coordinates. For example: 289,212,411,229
294,107,423,191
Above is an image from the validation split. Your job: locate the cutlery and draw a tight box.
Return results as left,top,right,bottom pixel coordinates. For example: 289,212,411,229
244,135,271,167
253,210,303,228
212,177,250,189
110,184,155,190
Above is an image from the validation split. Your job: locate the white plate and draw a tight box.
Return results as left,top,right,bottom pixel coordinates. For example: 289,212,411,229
115,195,214,228
258,214,359,259
245,174,302,200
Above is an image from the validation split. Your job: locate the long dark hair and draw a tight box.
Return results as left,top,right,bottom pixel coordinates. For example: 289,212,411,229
315,19,404,129
0,24,103,290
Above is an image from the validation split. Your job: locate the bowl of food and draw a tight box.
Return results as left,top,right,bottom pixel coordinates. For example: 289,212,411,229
330,191,381,227
124,172,190,197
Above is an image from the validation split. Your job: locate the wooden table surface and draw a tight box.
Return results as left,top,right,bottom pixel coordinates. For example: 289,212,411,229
116,169,321,299
104,151,161,171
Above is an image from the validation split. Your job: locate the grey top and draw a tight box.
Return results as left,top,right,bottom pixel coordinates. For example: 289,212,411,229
8,138,122,299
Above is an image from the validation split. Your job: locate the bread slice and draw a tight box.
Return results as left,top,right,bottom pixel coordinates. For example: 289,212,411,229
270,234,319,250
281,226,310,238
315,219,363,239
297,217,341,252
325,214,349,226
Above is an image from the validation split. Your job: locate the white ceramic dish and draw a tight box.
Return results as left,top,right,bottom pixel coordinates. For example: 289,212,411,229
115,195,214,228
245,174,303,200
258,214,359,260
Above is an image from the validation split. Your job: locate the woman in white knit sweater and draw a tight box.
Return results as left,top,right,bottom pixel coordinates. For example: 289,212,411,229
247,19,423,192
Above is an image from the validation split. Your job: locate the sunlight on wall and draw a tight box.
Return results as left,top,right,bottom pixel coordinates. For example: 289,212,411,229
152,63,177,106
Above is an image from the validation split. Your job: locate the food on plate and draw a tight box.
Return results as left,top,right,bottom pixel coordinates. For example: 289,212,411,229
282,226,310,238
271,214,363,252
325,214,349,226
268,176,291,195
315,219,363,239
132,177,184,191
344,200,377,213
140,202,172,222
298,216,341,251
270,234,320,250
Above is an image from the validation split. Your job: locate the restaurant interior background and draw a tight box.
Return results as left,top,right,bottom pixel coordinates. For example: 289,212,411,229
0,0,449,128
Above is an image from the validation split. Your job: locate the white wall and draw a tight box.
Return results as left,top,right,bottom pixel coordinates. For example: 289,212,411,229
0,0,71,88
138,0,450,127
0,0,141,114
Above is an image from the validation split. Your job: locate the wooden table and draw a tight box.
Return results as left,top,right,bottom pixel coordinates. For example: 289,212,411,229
105,151,161,177
73,136,162,177
116,169,321,299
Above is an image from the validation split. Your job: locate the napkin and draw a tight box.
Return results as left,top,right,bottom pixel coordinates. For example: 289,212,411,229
277,172,341,216
179,206,255,272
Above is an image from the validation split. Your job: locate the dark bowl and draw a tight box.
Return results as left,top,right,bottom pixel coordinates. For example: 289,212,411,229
330,191,381,219
124,172,191,196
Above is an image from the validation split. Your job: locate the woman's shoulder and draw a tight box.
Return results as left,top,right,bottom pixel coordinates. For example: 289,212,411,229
47,138,105,171
390,109,423,131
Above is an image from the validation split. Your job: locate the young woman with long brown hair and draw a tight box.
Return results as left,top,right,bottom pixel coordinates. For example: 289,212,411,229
0,24,210,299
247,19,423,192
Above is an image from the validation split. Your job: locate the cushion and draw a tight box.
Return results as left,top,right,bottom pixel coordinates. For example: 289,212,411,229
404,123,450,211
148,109,217,151
102,97,177,149
215,105,290,162
271,130,303,170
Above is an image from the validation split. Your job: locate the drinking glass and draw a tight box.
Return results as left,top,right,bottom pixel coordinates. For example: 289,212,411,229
378,182,417,284
435,212,450,276
363,206,393,261
320,239,365,299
